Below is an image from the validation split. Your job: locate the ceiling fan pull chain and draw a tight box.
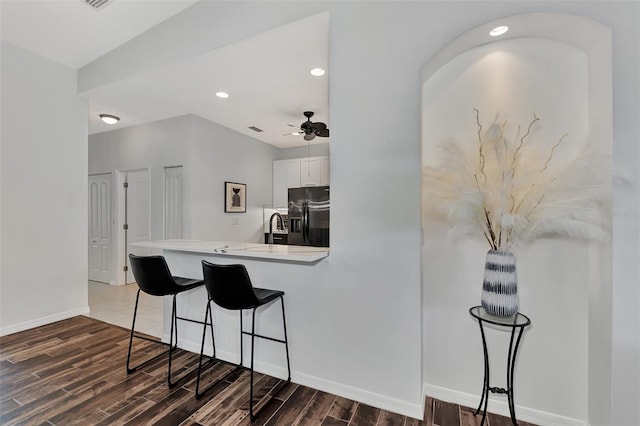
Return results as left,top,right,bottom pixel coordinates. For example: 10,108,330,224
307,141,311,176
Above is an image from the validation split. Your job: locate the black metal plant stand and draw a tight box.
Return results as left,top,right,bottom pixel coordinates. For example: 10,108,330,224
469,306,531,425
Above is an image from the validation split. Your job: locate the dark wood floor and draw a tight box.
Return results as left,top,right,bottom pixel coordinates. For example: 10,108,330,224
0,316,535,425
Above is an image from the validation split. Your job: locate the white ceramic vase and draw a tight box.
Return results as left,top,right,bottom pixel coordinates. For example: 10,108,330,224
481,250,519,317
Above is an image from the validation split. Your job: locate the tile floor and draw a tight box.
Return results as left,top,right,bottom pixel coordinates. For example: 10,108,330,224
84,280,163,337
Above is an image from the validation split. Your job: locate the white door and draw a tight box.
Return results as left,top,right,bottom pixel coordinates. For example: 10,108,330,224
126,170,150,283
164,166,183,239
88,173,112,283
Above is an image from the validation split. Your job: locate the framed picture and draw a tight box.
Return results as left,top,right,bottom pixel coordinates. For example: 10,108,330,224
224,181,246,213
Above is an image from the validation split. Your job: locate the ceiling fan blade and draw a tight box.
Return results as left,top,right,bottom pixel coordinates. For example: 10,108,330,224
287,124,299,128
317,128,329,137
310,122,327,131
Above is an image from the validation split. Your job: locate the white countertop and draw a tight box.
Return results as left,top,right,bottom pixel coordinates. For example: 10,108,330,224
132,240,328,263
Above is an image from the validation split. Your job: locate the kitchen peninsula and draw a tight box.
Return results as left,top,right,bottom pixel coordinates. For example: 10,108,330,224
130,239,329,382
133,239,328,263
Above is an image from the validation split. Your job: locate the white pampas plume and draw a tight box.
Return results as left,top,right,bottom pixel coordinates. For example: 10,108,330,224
422,110,609,250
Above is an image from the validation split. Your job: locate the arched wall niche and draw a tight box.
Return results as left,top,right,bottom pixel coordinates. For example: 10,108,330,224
420,13,612,426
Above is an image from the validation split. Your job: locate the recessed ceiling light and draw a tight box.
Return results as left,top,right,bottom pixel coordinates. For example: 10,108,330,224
216,91,230,99
309,67,326,77
489,25,509,37
99,114,119,125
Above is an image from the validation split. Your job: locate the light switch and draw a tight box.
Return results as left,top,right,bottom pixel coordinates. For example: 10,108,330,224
232,217,239,225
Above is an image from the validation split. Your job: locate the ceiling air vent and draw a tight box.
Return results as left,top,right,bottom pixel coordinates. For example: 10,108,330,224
84,0,113,10
248,126,264,133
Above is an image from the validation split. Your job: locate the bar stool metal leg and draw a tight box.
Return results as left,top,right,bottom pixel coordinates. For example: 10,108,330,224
128,289,214,388
195,300,217,397
126,288,142,373
249,308,257,421
280,296,291,382
194,300,232,400
167,294,178,387
240,310,244,367
126,288,171,375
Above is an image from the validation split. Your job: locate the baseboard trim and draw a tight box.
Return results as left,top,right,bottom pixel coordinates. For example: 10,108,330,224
423,383,589,426
0,306,91,337
291,370,423,419
171,336,423,419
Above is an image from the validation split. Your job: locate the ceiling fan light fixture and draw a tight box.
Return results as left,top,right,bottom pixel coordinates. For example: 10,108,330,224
284,111,329,141
309,67,326,77
99,114,119,125
216,91,230,99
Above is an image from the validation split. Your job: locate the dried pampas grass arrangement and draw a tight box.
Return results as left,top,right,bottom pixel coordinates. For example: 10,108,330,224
423,109,608,251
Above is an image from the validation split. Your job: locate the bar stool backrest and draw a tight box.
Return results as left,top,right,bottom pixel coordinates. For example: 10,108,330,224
129,254,180,296
201,261,260,310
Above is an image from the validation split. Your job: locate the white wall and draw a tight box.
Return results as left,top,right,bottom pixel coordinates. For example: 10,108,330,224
66,1,640,423
607,3,640,424
422,37,595,422
276,142,329,160
188,114,278,242
0,41,88,335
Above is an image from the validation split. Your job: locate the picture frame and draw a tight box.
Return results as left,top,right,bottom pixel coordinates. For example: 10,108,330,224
224,181,246,213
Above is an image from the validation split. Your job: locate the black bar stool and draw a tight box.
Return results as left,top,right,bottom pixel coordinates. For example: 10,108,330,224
196,260,291,421
127,254,215,387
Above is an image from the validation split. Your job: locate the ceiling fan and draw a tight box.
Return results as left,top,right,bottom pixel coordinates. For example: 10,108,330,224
285,111,329,141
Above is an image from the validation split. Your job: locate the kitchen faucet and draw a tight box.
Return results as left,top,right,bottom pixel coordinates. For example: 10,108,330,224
268,212,284,245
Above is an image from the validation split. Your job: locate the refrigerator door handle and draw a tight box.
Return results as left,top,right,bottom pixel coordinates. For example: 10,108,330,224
302,201,309,243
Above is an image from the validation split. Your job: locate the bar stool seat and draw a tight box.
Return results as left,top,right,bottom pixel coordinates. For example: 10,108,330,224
253,288,283,306
173,277,204,291
196,261,291,421
127,254,215,387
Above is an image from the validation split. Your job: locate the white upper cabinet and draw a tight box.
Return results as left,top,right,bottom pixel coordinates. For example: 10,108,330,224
300,157,321,186
286,159,301,188
300,156,329,187
272,156,329,207
320,156,330,186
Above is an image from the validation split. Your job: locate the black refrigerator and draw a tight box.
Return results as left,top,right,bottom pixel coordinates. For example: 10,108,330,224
288,186,330,247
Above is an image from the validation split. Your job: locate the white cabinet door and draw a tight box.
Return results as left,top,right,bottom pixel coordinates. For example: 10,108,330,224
88,173,112,283
300,157,322,186
286,159,301,188
321,156,330,186
164,166,183,239
272,160,288,208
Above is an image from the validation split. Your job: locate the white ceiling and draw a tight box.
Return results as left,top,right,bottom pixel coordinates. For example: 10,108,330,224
0,0,199,69
0,0,330,149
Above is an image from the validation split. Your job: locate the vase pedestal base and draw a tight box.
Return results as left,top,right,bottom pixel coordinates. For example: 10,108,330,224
469,306,531,425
